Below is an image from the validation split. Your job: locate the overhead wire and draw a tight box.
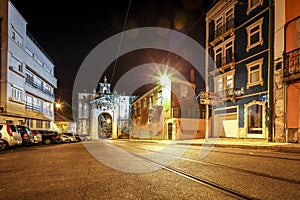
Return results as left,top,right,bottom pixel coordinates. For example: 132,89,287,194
110,0,132,85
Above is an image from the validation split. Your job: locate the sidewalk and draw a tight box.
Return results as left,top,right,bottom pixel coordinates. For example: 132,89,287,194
172,138,300,153
126,138,300,153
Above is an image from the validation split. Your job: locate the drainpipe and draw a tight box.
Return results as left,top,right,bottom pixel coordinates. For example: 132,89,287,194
268,0,275,142
0,16,2,111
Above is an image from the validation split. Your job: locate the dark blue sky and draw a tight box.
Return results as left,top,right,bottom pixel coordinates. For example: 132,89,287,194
10,0,213,104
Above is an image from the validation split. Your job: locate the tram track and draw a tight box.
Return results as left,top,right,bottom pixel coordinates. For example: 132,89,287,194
121,145,255,200
111,141,300,185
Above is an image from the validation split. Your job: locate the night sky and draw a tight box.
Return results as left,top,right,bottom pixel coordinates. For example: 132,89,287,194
10,0,213,104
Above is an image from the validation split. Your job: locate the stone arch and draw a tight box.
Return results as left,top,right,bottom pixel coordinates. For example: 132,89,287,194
98,112,113,139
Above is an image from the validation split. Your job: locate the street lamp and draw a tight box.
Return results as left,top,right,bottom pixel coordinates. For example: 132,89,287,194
55,103,62,109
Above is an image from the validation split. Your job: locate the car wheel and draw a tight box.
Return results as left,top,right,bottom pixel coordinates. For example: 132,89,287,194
44,139,52,145
0,140,8,150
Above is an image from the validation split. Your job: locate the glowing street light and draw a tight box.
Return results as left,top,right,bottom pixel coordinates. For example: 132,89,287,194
55,103,62,109
159,74,171,86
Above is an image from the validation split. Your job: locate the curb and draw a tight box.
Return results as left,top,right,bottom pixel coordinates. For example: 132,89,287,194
176,143,300,153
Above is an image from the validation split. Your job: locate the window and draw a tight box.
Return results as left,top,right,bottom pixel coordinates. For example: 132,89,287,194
45,121,50,129
246,18,264,51
214,36,235,68
137,102,141,114
36,120,42,128
25,70,34,82
213,5,235,39
134,105,137,115
36,78,43,89
214,70,235,92
180,84,188,98
157,90,162,105
247,0,263,14
26,95,33,108
246,58,264,88
11,87,24,101
149,95,153,109
143,98,147,108
215,17,223,38
215,77,223,92
11,27,23,46
36,99,43,112
25,119,33,128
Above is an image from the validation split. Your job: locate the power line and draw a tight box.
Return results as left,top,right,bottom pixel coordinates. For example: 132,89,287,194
110,0,132,84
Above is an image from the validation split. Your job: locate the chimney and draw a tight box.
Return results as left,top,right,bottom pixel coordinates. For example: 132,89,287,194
189,69,195,83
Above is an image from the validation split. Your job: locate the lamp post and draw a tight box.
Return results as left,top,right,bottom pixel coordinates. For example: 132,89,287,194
159,74,171,140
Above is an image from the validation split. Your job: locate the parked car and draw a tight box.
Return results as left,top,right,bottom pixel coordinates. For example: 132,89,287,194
32,129,62,145
30,129,43,144
59,133,72,143
63,133,78,143
17,125,35,145
0,124,22,149
0,132,6,150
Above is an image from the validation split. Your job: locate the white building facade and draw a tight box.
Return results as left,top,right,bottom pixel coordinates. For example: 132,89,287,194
0,0,57,128
77,78,136,140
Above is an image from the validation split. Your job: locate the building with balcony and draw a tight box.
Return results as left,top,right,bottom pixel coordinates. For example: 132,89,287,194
274,0,300,142
205,0,270,139
131,75,205,140
0,0,57,128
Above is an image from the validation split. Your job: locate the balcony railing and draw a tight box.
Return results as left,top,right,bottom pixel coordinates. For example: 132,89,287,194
210,18,236,41
25,78,54,98
284,48,300,78
25,103,54,117
215,53,236,68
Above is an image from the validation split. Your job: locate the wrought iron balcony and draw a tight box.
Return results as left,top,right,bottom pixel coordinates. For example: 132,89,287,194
25,103,54,116
210,18,236,42
215,53,236,68
25,78,55,98
284,48,300,79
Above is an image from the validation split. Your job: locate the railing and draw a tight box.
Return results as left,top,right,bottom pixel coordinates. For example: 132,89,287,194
215,53,236,68
210,18,236,41
284,48,300,78
25,78,55,98
25,103,54,116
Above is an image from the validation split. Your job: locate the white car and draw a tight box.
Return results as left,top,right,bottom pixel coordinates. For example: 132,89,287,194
0,124,22,149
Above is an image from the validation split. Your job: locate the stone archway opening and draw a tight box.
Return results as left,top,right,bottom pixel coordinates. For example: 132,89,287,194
98,113,112,139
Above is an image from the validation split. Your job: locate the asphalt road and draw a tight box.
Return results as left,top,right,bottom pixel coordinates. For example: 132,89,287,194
0,141,299,200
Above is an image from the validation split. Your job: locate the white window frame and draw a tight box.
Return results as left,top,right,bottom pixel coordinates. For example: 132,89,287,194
213,70,235,92
246,58,264,89
11,87,24,102
213,5,235,36
25,69,34,82
213,36,235,67
247,0,264,15
246,18,264,52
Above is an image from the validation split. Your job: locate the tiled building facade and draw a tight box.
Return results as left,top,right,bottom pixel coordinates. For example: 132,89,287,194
205,0,270,139
0,0,57,128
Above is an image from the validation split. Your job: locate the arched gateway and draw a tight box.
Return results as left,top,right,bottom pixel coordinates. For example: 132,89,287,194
77,77,137,140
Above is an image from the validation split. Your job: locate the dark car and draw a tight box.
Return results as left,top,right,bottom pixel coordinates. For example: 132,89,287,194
32,129,62,145
17,125,34,145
